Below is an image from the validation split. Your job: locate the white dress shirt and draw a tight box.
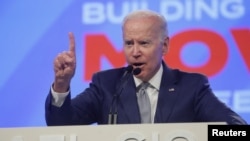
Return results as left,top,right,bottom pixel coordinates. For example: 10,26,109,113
133,64,163,123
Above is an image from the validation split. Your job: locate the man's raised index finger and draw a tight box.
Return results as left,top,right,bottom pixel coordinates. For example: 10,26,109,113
68,32,76,55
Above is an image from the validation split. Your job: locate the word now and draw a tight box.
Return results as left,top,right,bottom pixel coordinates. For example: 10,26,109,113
83,28,249,81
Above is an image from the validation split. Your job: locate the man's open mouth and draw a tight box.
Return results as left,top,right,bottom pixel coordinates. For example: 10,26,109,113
133,63,144,66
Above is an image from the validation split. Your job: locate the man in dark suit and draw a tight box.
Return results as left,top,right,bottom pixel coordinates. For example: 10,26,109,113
45,9,247,125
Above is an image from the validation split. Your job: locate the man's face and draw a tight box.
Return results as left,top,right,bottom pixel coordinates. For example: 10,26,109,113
123,17,169,81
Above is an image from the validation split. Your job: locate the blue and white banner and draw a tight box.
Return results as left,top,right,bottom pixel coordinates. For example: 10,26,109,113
0,0,249,127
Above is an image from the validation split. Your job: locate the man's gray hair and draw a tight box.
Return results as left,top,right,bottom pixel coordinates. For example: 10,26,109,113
122,9,168,38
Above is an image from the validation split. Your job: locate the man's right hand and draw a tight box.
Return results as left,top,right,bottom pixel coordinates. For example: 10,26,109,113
53,32,76,93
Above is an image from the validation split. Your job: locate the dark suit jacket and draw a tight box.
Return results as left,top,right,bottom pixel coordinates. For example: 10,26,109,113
45,62,247,125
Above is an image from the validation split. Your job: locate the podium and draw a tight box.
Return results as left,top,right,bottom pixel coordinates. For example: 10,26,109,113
0,122,225,141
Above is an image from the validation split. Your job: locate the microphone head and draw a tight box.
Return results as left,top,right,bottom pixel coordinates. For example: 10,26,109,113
126,65,133,73
133,68,141,75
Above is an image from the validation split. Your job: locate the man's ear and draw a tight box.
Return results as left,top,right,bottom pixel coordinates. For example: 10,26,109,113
162,37,169,55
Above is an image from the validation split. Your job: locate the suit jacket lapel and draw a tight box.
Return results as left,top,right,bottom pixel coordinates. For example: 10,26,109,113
155,63,179,123
119,75,141,123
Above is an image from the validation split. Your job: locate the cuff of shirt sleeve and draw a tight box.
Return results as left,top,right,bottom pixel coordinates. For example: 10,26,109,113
50,85,69,107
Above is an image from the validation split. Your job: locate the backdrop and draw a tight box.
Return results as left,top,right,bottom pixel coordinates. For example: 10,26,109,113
0,0,249,127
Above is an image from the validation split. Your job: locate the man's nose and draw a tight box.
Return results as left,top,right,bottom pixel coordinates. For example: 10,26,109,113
132,45,141,57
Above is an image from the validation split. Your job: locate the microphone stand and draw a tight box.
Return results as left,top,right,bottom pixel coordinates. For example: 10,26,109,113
108,66,141,124
108,66,133,124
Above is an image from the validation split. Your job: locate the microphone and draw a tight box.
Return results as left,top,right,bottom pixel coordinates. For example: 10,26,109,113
108,65,133,124
133,67,141,75
122,65,133,78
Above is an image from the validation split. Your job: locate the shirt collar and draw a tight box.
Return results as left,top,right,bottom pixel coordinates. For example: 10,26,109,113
134,64,163,91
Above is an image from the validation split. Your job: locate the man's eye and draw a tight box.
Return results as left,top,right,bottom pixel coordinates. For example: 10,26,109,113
140,41,149,45
125,41,133,45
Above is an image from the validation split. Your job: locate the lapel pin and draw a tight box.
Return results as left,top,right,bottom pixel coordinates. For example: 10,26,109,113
169,88,175,91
